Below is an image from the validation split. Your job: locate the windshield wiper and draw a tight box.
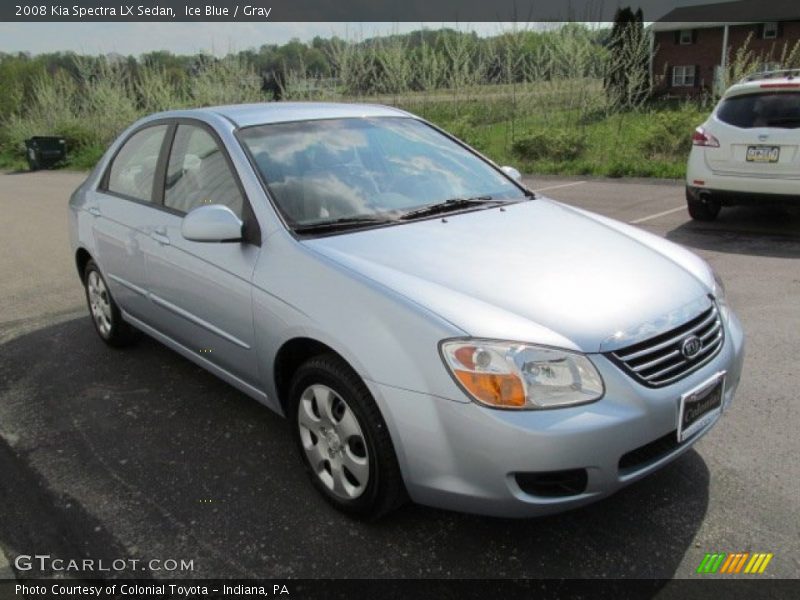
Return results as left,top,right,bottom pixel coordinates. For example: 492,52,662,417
399,196,503,220
294,215,397,233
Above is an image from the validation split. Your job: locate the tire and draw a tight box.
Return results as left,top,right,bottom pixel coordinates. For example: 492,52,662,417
687,189,721,221
289,353,405,519
82,259,138,347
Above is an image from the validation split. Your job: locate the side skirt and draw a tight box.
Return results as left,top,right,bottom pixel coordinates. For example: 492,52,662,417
121,310,278,413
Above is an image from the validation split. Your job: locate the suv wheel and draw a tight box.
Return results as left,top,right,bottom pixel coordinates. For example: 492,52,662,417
289,354,405,518
83,259,138,347
687,189,721,221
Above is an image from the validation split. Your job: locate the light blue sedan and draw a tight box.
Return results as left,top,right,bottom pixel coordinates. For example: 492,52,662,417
69,103,745,518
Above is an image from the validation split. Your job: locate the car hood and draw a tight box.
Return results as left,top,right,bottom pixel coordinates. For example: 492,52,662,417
302,198,712,353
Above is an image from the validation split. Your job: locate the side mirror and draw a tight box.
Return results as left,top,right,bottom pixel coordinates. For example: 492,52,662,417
181,205,243,242
501,165,522,182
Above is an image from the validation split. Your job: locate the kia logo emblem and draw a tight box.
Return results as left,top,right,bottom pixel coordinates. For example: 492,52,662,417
681,335,703,359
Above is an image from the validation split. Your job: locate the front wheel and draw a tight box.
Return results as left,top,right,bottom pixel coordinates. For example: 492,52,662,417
83,259,138,347
289,354,405,519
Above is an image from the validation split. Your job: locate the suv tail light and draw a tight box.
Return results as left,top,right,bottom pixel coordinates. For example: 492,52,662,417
692,127,720,147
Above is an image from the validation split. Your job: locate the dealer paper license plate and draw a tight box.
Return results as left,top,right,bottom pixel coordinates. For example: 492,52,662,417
678,372,725,442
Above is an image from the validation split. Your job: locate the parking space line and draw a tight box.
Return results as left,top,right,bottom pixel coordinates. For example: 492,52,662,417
531,181,586,193
630,206,686,224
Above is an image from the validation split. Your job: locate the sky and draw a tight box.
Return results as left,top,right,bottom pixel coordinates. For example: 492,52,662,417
0,2,729,57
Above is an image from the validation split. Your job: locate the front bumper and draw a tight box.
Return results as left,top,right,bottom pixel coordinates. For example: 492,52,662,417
368,310,745,518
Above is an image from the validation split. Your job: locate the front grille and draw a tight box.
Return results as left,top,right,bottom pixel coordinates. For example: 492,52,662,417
608,304,724,387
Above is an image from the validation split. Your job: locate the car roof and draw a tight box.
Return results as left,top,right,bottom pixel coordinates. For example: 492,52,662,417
157,102,413,128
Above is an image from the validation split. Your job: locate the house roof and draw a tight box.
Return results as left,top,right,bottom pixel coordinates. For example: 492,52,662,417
654,0,799,30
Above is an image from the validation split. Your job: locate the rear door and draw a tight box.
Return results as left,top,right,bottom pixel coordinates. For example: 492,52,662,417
142,121,262,386
706,89,800,177
91,123,170,322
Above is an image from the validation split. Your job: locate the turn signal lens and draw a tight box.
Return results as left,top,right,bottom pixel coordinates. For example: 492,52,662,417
441,340,604,410
454,370,526,407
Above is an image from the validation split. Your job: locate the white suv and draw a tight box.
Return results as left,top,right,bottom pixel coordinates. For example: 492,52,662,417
686,69,800,221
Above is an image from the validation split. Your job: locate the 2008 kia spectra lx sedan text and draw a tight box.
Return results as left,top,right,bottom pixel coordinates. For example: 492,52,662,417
68,103,745,518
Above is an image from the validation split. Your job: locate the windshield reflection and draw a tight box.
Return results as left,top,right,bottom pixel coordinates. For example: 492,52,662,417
239,117,524,227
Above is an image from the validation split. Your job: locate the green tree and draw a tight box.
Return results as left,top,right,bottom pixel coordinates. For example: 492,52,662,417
604,7,649,110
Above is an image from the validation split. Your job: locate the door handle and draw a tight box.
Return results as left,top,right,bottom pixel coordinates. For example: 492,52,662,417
151,231,170,245
87,206,101,217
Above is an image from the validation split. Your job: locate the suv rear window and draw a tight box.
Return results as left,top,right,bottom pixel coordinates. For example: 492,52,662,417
717,92,800,128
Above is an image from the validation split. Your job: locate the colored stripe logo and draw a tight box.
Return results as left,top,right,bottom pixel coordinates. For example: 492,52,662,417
696,552,773,574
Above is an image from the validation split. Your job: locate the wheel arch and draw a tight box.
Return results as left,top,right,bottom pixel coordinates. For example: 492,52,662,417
273,337,353,416
75,247,93,282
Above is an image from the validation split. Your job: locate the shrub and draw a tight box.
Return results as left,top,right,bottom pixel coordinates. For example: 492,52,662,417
512,129,586,161
639,109,702,159
445,116,490,153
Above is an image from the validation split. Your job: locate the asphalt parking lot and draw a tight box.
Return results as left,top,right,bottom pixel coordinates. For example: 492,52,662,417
0,171,798,583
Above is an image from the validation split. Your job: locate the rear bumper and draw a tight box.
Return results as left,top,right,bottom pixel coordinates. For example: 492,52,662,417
686,150,800,203
686,185,800,207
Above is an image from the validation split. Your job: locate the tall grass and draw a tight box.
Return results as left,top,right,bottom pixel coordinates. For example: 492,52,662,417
0,54,267,168
4,24,796,176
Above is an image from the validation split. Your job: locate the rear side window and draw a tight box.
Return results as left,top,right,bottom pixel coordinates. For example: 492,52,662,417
717,92,800,128
106,125,168,202
164,125,244,218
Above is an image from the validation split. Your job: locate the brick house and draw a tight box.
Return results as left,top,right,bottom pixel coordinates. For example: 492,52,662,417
650,0,800,96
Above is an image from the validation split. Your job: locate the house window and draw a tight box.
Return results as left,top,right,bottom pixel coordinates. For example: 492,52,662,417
679,29,693,44
672,65,696,87
762,22,778,39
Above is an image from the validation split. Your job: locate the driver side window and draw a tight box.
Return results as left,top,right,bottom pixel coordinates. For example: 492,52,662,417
164,125,244,218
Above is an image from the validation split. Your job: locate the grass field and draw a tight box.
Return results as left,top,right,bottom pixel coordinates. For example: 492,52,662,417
379,80,707,179
0,49,712,179
3,23,795,178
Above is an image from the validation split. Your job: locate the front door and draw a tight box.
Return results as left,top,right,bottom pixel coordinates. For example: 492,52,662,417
142,123,262,386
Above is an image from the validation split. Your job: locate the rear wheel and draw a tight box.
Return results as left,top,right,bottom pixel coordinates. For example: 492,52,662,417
83,260,138,347
687,188,721,221
289,354,405,519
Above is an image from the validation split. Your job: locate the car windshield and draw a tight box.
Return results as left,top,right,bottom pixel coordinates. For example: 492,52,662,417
238,117,525,229
717,92,800,128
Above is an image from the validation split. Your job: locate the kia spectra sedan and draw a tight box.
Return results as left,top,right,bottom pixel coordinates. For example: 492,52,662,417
69,103,745,518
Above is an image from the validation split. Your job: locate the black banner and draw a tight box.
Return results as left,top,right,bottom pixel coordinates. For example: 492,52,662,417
2,579,799,600
3,0,799,23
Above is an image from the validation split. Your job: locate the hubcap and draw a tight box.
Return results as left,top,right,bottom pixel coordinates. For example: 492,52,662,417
297,384,369,500
87,271,113,337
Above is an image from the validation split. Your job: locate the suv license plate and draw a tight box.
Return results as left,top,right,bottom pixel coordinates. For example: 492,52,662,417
678,372,725,442
746,145,780,163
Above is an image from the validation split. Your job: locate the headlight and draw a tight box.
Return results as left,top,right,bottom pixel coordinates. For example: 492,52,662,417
440,340,604,409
